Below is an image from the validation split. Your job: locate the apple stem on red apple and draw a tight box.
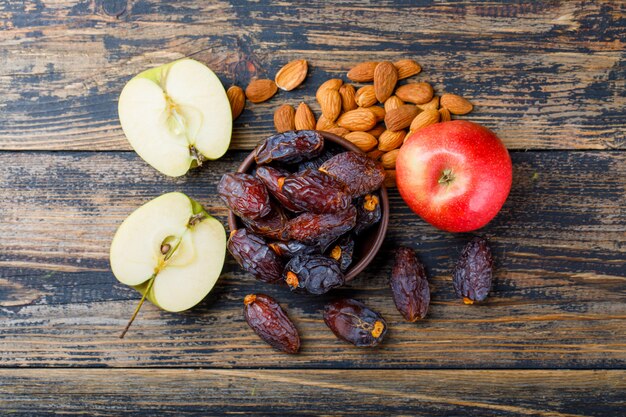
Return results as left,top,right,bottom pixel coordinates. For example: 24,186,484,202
438,169,455,186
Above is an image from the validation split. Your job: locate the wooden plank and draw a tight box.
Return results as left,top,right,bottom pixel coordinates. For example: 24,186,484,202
0,1,623,151
0,150,624,368
0,369,624,416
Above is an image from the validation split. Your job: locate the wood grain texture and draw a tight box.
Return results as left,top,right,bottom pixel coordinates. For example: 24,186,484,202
1,369,624,416
1,150,624,368
0,0,624,151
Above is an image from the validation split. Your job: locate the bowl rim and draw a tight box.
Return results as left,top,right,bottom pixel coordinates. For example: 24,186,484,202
227,130,389,282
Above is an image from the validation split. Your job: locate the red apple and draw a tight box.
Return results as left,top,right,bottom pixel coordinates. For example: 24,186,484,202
396,120,512,232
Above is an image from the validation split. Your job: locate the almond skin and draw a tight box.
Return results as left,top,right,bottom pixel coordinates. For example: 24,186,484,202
439,107,452,122
347,61,379,82
381,149,399,169
366,124,386,138
378,129,406,151
384,95,404,112
395,82,434,104
337,108,377,131
409,109,440,132
295,102,316,130
440,93,473,115
384,104,419,131
275,59,308,91
316,114,338,131
318,89,342,121
393,59,421,79
355,85,377,108
325,127,351,137
417,96,440,112
367,149,384,160
226,86,245,120
316,78,343,102
374,61,398,103
365,105,386,123
339,84,358,112
384,170,397,188
245,79,278,103
344,131,378,152
274,104,296,133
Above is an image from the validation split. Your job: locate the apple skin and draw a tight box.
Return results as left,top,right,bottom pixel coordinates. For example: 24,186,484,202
396,120,512,232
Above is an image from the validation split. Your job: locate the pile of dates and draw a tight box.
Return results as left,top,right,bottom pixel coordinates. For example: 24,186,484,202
220,130,494,353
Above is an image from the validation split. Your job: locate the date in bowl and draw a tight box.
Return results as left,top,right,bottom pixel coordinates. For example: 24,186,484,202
227,131,389,282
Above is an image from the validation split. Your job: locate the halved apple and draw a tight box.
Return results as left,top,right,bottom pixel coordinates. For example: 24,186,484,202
110,192,226,337
118,59,232,177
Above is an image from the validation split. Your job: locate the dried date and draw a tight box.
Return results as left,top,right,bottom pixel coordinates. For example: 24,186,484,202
319,151,385,197
390,247,430,321
297,149,336,172
453,237,493,304
324,298,387,347
241,201,288,241
353,193,382,235
286,206,357,249
228,229,284,284
284,255,345,295
328,235,354,272
255,166,302,213
255,130,324,165
218,173,271,220
244,294,300,354
282,169,351,214
269,241,319,258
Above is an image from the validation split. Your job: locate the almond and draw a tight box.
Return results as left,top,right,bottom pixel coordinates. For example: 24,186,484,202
384,104,419,131
366,124,386,138
367,149,384,160
393,59,421,79
339,84,358,112
381,149,399,169
295,102,316,130
245,79,278,103
355,85,377,108
384,170,397,188
275,59,308,91
274,104,296,133
395,82,434,104
365,105,386,123
347,61,379,82
440,93,473,115
316,78,342,102
344,131,378,152
417,96,440,112
226,86,245,120
318,89,342,121
325,127,351,138
410,109,440,132
337,108,377,131
384,95,404,113
378,129,406,151
316,114,338,131
374,61,398,102
439,107,451,122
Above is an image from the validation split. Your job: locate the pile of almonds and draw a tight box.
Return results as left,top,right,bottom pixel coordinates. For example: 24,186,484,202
226,58,473,187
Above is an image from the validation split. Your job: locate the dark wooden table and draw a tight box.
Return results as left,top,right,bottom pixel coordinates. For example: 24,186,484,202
1,1,624,415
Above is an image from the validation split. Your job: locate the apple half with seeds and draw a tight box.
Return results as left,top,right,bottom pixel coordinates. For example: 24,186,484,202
110,192,226,337
118,58,232,177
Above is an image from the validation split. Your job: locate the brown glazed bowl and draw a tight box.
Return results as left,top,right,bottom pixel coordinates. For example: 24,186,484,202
227,131,389,282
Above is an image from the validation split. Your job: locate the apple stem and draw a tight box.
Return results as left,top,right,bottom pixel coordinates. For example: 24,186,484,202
119,272,157,339
438,169,455,186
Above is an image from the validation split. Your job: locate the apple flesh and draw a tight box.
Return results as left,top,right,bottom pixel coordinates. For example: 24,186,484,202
110,192,226,335
118,59,232,177
396,120,512,232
